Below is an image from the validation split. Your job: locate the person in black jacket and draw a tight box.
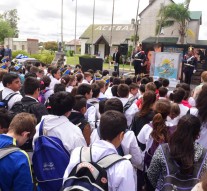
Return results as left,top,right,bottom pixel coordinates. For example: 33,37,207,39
11,77,48,150
112,48,121,76
0,45,5,63
68,95,91,146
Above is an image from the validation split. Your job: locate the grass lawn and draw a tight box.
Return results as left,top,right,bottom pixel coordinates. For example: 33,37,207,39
66,55,132,71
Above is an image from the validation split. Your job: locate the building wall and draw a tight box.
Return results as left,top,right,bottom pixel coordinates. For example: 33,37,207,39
4,38,28,51
187,21,200,44
27,39,39,54
98,44,105,59
139,0,175,42
81,39,87,55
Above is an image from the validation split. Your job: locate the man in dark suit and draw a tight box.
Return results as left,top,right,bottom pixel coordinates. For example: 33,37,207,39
183,49,197,85
0,45,5,63
132,44,146,76
112,48,121,76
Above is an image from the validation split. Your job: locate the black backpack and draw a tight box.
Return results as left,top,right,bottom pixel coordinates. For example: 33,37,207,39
160,143,207,191
0,90,18,109
10,100,38,115
123,96,138,113
62,147,126,191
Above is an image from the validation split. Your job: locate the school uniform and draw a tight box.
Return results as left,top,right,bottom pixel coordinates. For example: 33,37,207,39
119,97,139,127
0,134,33,191
44,87,54,101
81,79,90,84
90,129,143,170
98,92,107,99
66,86,73,93
49,76,60,90
63,140,136,191
2,87,22,110
33,115,87,154
105,87,113,99
178,103,189,117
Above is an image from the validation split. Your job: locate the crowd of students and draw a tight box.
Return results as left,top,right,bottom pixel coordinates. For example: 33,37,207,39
0,62,207,191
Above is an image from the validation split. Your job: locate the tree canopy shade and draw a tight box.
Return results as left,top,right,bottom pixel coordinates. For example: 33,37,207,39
0,19,15,43
156,0,192,44
44,41,58,51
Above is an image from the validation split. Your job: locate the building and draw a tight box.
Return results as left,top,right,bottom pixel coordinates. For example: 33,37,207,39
65,39,81,54
4,38,39,54
79,24,134,59
139,0,202,45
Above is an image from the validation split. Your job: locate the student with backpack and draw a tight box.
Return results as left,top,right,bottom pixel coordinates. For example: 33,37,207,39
69,95,91,146
0,73,22,110
0,113,37,191
117,84,139,127
32,91,86,191
147,115,207,191
63,110,136,191
77,84,96,131
11,77,48,123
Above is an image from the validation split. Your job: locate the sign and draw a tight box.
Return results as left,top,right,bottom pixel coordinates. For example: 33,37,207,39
95,25,134,31
152,52,182,80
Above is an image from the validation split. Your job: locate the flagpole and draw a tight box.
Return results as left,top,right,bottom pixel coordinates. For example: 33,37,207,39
134,0,140,47
61,0,63,51
110,0,115,53
74,0,78,55
91,0,96,55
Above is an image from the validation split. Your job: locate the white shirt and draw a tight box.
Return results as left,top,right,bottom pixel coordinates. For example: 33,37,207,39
44,87,54,101
105,87,113,99
33,115,87,154
81,79,90,84
85,103,97,131
90,129,143,170
0,82,4,91
66,86,73,93
49,76,60,90
63,140,136,191
98,92,107,99
119,97,139,127
2,87,22,110
178,103,189,117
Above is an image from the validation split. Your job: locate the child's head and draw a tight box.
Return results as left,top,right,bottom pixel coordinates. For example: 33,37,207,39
139,84,145,94
100,110,127,148
73,95,87,114
129,83,139,96
162,78,169,87
159,87,168,98
54,83,66,93
145,82,156,92
2,73,21,92
117,84,129,98
91,83,100,98
77,84,92,100
169,103,180,119
0,108,12,134
84,72,92,82
24,77,40,98
8,113,37,146
201,71,207,83
40,76,51,90
104,98,123,113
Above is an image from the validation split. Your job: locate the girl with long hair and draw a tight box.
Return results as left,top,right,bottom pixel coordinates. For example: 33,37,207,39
147,115,207,190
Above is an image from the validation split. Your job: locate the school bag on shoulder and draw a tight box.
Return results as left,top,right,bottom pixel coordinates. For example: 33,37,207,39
38,89,49,104
0,90,18,109
32,119,70,191
123,96,138,113
160,143,207,191
62,146,126,191
0,146,20,159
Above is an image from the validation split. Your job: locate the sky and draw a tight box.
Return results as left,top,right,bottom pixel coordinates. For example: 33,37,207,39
0,0,206,42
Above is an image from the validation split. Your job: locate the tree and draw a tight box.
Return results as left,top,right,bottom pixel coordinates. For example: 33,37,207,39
1,9,19,37
0,19,15,43
44,41,58,51
156,0,192,44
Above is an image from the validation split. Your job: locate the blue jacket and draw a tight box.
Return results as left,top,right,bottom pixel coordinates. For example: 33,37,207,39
0,134,33,191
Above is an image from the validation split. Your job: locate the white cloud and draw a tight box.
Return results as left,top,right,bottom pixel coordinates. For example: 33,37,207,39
0,0,206,41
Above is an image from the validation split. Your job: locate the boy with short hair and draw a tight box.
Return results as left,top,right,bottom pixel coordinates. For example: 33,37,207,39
129,83,139,99
63,110,136,191
0,113,37,191
1,73,22,110
117,84,139,127
82,72,92,84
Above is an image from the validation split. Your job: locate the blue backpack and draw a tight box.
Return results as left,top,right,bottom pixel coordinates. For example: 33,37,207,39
62,147,126,191
32,119,70,191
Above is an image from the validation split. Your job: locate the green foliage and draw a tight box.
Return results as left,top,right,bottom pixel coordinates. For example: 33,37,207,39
39,54,54,65
156,1,191,44
66,50,74,57
12,50,29,59
44,41,58,51
0,9,19,37
0,19,15,43
79,54,96,58
127,45,133,58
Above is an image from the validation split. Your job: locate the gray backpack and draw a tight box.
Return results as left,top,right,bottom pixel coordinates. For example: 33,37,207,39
160,143,207,191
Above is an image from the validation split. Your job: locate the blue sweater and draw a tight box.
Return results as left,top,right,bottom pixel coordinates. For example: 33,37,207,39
0,134,33,191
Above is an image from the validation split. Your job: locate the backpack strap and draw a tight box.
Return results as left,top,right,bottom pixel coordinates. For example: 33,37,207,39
39,119,45,136
97,153,126,169
4,92,19,102
0,146,20,159
80,146,92,163
123,97,137,113
0,90,2,101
